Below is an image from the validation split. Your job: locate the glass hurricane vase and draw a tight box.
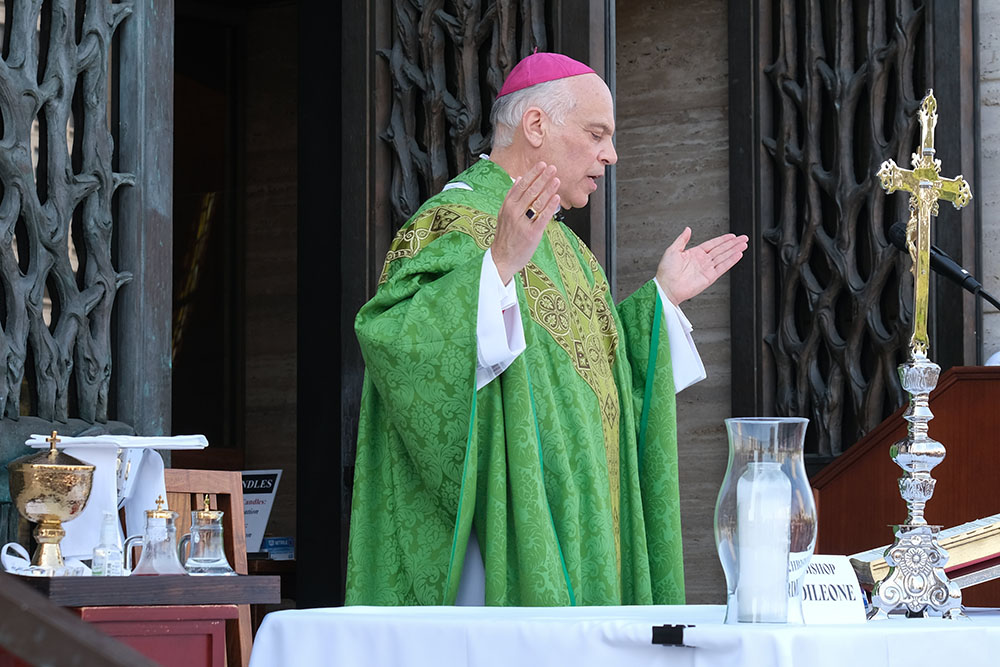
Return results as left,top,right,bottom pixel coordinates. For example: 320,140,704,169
714,417,817,624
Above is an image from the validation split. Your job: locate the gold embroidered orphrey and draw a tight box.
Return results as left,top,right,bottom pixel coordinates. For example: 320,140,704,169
520,223,622,577
870,90,970,620
380,205,624,580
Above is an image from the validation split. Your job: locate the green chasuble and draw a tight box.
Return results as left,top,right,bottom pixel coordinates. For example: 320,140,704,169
346,158,684,606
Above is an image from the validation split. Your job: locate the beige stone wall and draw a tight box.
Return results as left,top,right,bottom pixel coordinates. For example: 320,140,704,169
980,5,1000,362
242,4,298,541
616,0,730,603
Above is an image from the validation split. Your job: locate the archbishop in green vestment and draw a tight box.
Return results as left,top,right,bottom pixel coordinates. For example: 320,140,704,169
348,157,687,606
346,53,747,607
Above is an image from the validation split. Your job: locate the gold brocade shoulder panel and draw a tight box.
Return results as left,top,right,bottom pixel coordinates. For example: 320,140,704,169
379,206,496,285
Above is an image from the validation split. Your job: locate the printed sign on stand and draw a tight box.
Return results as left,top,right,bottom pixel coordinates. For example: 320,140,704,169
801,554,868,624
242,469,281,553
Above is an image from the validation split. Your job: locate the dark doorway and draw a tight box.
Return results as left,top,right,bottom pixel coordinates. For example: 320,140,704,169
171,9,244,469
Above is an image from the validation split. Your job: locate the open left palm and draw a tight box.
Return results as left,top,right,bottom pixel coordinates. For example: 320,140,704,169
656,227,748,305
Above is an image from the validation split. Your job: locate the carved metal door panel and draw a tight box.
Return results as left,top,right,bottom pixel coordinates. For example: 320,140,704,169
0,0,173,542
728,1,980,465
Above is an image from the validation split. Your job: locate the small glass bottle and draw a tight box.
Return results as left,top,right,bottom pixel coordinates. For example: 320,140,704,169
92,510,124,576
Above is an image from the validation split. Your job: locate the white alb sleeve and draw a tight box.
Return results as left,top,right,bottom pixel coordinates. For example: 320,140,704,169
476,248,526,390
653,278,707,393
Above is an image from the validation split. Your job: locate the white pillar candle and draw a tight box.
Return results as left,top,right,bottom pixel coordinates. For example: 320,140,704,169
736,461,792,622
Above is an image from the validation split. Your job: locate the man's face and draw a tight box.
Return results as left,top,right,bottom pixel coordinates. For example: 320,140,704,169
540,74,618,210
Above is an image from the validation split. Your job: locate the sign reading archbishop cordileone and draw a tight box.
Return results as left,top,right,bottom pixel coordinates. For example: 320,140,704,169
242,469,282,553
801,555,868,624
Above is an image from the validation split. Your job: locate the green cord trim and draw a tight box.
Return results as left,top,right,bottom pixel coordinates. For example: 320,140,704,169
444,387,478,604
637,289,663,469
525,362,577,607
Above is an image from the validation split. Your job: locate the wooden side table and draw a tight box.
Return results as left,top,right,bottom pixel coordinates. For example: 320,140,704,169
75,605,238,667
2,575,280,667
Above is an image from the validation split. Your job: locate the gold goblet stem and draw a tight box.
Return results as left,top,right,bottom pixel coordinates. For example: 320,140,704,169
33,519,67,569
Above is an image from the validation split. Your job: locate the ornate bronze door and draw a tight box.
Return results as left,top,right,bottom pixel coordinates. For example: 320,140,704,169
0,0,173,542
728,0,980,465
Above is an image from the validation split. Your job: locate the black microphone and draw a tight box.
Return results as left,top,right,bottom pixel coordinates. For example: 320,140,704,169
888,221,1000,310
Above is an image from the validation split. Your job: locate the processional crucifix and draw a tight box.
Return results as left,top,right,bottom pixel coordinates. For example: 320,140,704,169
869,90,971,619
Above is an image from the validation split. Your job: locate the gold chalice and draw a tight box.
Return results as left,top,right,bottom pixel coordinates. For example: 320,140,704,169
7,431,94,571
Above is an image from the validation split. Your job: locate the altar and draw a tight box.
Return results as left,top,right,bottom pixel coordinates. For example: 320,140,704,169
249,604,1000,667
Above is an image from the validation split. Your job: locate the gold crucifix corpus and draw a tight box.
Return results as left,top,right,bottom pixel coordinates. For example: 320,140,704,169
877,90,972,356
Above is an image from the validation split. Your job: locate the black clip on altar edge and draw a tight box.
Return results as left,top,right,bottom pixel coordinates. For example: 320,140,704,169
651,624,692,647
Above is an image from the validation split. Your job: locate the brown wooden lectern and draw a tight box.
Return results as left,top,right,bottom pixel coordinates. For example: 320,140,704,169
811,366,1000,606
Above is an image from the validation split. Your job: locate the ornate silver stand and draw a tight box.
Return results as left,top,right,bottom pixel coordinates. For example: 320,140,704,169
868,353,962,619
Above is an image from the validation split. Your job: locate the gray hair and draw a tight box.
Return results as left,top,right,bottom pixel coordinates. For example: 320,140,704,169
490,78,577,149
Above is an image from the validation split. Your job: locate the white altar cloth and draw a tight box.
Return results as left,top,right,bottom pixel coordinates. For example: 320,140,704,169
248,604,1000,667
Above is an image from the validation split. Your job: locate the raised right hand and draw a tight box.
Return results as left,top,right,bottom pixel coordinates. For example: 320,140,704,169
491,162,561,284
